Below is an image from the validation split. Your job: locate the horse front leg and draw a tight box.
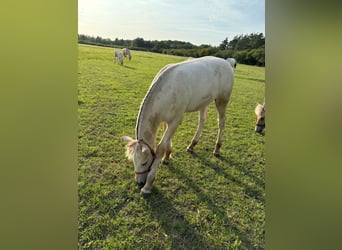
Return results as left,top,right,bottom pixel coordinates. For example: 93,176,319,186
161,122,172,165
141,119,181,195
187,106,208,153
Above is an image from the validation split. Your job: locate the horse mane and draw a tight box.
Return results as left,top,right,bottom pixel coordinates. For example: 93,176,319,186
136,63,179,139
255,103,265,116
125,140,137,160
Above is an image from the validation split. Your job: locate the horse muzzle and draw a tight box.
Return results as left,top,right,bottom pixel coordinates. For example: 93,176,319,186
135,174,147,185
255,125,264,134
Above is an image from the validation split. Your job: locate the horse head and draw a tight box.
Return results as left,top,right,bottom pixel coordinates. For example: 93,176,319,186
122,136,155,185
255,103,265,134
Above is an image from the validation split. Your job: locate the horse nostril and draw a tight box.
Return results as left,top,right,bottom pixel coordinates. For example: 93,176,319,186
137,180,145,186
138,183,145,188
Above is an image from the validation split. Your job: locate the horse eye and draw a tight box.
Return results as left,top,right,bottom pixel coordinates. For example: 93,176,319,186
142,161,148,167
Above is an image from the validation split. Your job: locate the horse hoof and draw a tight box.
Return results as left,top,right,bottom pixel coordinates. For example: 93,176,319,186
213,152,220,157
186,148,194,154
140,190,151,198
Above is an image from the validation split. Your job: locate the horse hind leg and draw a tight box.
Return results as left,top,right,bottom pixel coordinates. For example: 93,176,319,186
214,99,228,157
187,106,208,153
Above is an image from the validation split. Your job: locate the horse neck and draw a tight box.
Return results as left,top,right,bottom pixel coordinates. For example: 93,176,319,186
136,102,160,149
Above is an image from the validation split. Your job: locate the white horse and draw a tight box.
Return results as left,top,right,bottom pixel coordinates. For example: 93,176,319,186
226,58,237,69
122,48,131,60
114,50,124,66
122,56,235,195
255,101,265,133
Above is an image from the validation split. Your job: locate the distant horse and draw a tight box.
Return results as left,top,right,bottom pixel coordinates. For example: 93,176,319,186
114,50,124,66
122,56,235,195
122,48,131,60
255,101,265,133
226,58,237,69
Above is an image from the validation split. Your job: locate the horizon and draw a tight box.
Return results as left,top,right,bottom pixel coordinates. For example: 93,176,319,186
78,32,265,47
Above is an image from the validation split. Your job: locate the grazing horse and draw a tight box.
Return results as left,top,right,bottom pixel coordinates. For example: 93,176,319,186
122,56,235,195
122,48,131,60
255,101,265,133
114,50,124,66
226,58,237,69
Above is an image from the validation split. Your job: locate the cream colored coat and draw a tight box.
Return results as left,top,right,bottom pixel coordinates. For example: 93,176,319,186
123,56,234,195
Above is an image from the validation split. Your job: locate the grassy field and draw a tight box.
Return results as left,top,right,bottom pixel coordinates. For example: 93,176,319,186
78,44,265,249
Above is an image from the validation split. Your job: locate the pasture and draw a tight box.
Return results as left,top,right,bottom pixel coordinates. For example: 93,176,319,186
78,44,265,249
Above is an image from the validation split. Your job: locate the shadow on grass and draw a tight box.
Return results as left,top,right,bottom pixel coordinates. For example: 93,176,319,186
124,65,136,70
254,130,266,137
145,188,212,249
192,151,265,203
222,156,264,202
160,162,256,249
235,75,265,83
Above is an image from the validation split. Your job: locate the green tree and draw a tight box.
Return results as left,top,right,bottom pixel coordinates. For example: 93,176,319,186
219,37,228,50
131,37,145,48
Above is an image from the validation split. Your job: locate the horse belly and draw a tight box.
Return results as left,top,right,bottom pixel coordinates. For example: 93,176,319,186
184,95,211,112
183,78,219,112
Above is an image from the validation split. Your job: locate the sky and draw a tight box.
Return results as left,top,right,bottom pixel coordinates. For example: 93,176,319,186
78,0,265,46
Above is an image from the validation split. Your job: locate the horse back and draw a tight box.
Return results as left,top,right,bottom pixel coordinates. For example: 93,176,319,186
149,56,234,115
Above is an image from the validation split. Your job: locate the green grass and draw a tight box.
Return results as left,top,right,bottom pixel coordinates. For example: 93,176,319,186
78,44,265,249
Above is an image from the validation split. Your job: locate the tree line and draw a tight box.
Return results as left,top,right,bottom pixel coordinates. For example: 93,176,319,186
78,33,265,66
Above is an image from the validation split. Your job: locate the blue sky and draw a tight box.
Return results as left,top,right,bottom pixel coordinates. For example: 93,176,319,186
78,0,264,46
